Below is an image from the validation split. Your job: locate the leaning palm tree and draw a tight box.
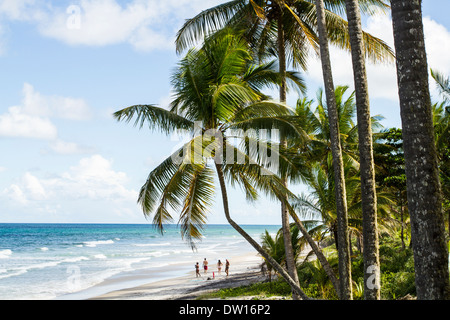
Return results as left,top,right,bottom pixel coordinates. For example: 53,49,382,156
176,1,393,299
114,32,310,299
391,0,450,300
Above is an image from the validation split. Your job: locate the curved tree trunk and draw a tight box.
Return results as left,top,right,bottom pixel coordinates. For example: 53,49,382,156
391,0,450,300
214,162,311,300
277,11,302,301
314,0,352,300
288,206,340,294
344,0,380,300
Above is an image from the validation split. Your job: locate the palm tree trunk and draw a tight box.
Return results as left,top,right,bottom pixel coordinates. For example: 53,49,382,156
314,0,352,300
214,162,311,300
289,208,340,294
277,10,302,301
344,0,380,300
391,0,450,300
400,203,405,250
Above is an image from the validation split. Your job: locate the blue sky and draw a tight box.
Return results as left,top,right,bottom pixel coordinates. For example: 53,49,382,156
0,0,449,225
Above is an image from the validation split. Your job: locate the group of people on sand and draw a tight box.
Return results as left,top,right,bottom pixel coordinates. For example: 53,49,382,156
195,258,229,278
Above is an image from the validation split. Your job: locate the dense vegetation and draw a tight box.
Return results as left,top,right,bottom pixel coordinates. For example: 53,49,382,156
115,0,450,300
201,234,417,300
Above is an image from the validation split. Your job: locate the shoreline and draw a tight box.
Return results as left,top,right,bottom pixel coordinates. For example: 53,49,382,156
59,252,265,300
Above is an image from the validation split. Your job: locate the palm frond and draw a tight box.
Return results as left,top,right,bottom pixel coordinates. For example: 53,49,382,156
175,0,245,54
113,105,194,135
322,8,395,63
431,68,450,103
179,163,216,249
319,0,390,16
222,140,298,204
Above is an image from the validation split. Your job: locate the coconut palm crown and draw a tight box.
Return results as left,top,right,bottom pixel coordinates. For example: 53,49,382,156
114,32,305,249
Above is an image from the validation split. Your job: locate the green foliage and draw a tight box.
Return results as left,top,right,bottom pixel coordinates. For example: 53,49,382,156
241,234,417,300
200,279,292,299
348,235,416,300
380,271,416,300
297,257,339,299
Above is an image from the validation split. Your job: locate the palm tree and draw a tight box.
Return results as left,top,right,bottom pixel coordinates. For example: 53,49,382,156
295,87,370,170
314,0,352,299
391,0,450,300
430,70,450,242
343,0,381,300
114,32,311,299
175,0,393,300
260,225,303,282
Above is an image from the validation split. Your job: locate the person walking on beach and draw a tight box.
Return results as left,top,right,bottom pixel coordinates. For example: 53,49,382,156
225,259,230,276
217,260,223,274
195,262,201,277
203,258,208,274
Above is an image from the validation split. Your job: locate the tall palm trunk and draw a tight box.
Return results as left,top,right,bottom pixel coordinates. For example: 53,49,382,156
391,0,450,300
344,0,380,300
214,162,310,300
314,0,352,300
277,10,301,301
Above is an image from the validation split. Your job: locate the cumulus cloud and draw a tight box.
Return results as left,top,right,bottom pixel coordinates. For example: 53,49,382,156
306,13,450,104
0,0,41,20
4,154,138,205
0,83,93,155
305,13,396,101
0,0,224,52
0,106,58,139
20,83,92,120
45,139,96,155
39,0,163,48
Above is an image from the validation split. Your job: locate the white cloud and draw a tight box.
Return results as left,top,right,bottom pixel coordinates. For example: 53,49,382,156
307,14,450,103
424,17,450,71
306,13,398,102
39,0,159,48
0,106,58,139
0,0,226,53
4,154,138,205
6,184,28,205
0,83,91,142
0,0,39,20
46,139,95,155
5,172,47,205
21,83,92,120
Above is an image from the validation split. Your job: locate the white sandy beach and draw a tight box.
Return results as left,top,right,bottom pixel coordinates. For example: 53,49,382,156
87,252,266,300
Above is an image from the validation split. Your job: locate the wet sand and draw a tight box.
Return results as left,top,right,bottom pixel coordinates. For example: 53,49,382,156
89,253,265,300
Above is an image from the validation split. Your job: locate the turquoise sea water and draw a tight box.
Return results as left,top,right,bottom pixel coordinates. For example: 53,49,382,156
0,223,279,300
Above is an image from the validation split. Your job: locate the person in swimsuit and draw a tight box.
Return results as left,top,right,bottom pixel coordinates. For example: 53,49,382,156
203,258,208,274
225,259,230,276
217,260,223,274
195,262,201,277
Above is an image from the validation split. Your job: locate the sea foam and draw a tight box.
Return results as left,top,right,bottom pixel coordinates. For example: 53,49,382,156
0,249,12,259
83,240,115,247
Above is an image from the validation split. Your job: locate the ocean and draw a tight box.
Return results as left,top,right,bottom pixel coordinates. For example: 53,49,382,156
0,223,280,300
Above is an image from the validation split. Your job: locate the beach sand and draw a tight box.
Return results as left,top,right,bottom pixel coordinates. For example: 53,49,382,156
88,252,267,300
